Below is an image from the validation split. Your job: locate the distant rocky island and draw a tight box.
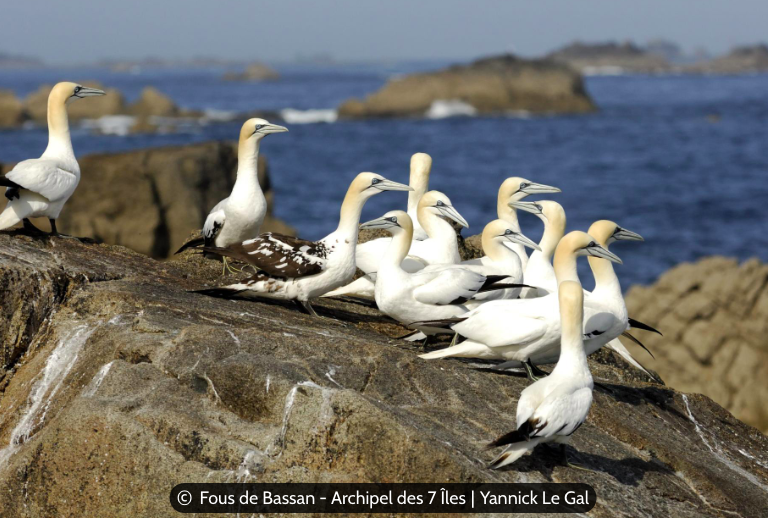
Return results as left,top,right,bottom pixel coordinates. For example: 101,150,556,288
0,51,43,68
222,62,280,82
547,41,673,74
338,53,596,119
685,44,768,74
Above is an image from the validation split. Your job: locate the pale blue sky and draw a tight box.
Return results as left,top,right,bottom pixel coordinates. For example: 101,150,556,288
2,0,766,64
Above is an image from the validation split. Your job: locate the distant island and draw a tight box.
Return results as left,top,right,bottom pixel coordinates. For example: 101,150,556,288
0,51,43,68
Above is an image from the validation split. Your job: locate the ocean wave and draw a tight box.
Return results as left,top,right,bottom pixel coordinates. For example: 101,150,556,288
80,115,136,136
200,109,238,123
280,108,338,124
582,66,626,76
425,99,477,119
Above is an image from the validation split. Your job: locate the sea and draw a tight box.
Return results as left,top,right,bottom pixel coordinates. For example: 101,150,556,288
1,63,767,290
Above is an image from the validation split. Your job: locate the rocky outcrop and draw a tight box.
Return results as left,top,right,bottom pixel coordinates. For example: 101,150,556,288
0,90,24,128
624,256,768,434
338,54,595,119
23,81,126,122
0,235,767,517
685,44,768,74
0,142,295,258
223,63,280,82
127,86,179,117
547,41,673,74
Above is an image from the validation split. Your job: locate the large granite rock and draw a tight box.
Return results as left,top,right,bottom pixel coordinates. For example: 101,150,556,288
547,41,673,74
23,81,126,122
338,54,595,119
0,142,295,258
0,235,766,517
0,90,25,128
127,86,179,117
624,256,768,434
685,44,768,74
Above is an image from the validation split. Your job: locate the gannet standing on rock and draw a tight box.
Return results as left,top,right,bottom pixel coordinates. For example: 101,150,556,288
0,82,105,235
194,173,411,316
512,200,567,298
487,279,594,470
175,118,287,271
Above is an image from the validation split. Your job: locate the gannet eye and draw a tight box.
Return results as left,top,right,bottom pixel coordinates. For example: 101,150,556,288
588,241,596,248
519,182,529,190
504,229,514,235
73,86,82,95
435,200,445,207
371,178,381,185
388,217,397,222
255,124,265,131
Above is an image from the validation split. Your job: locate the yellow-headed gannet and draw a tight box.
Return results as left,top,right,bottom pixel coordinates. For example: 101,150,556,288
0,82,105,235
407,152,432,241
175,118,287,269
194,173,411,315
487,279,594,469
511,200,566,299
360,211,520,337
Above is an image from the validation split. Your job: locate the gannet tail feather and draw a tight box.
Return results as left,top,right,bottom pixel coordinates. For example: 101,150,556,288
175,236,206,254
192,287,247,299
606,338,663,384
628,317,663,336
410,316,467,329
321,275,375,299
478,282,534,293
488,438,542,469
0,204,25,231
620,331,655,359
419,340,489,360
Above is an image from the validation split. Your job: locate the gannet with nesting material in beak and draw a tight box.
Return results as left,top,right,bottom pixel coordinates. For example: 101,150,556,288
194,173,411,315
407,153,432,240
0,82,105,235
460,219,540,303
512,200,566,299
175,118,287,270
361,211,521,337
487,279,594,469
418,231,622,380
321,190,468,299
496,178,561,271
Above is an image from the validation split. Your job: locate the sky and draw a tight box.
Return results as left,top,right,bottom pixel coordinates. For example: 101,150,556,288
1,0,767,65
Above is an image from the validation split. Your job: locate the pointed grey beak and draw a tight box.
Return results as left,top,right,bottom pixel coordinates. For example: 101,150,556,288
437,204,469,228
375,179,413,192
360,216,399,230
521,182,561,195
263,123,288,134
587,244,623,264
613,227,644,242
503,231,541,251
509,200,543,215
77,87,106,97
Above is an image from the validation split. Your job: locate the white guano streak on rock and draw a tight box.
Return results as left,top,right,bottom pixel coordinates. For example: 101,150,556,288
82,361,114,397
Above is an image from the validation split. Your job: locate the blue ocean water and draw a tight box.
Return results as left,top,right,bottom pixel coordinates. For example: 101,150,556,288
1,64,767,289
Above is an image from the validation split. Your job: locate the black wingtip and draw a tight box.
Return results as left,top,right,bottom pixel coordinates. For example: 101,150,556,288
192,287,244,299
175,236,205,255
486,429,528,450
409,317,467,328
628,317,663,336
621,331,655,360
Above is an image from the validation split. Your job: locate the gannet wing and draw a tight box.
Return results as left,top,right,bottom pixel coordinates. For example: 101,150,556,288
402,255,428,273
452,306,550,348
203,199,227,246
355,238,390,274
235,233,328,278
5,159,77,202
583,310,618,340
411,267,485,306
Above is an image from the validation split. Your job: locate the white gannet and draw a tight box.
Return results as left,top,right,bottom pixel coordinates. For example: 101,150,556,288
321,190,468,299
407,152,432,240
496,178,561,271
418,231,622,379
487,279,594,469
175,118,287,271
0,82,105,235
194,173,411,315
460,219,541,303
360,211,518,337
511,200,567,299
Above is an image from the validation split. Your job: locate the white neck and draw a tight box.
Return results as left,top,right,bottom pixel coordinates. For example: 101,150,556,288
42,97,75,160
336,189,368,240
419,211,458,259
407,176,428,217
382,227,412,272
551,285,591,379
231,137,262,200
539,217,564,262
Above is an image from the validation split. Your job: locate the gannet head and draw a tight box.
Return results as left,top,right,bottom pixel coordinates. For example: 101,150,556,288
352,172,412,199
500,177,561,203
588,220,644,247
52,82,106,105
508,200,564,225
483,219,541,251
241,118,288,141
418,191,469,228
410,153,432,180
360,210,413,236
558,231,623,264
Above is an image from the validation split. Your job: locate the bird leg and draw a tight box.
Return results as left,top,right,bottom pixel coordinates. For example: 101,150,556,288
560,444,597,473
449,332,460,347
295,300,319,317
22,219,48,237
221,257,243,275
524,359,548,382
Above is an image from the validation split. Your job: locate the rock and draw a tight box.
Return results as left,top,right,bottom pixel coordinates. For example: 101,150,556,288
547,41,673,74
338,54,595,119
624,256,768,433
127,86,179,117
0,90,24,128
0,142,295,258
222,63,280,82
0,236,767,517
686,44,768,74
22,81,125,122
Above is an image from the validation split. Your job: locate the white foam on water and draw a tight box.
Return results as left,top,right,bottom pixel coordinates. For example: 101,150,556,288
0,324,96,467
425,99,477,119
582,65,626,76
201,109,237,122
80,115,136,136
279,108,338,124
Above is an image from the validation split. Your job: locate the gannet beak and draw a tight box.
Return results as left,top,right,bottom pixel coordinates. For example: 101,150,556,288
588,244,623,264
76,87,106,97
360,216,399,230
521,182,560,194
437,204,469,228
503,231,541,251
508,200,543,215
613,227,644,242
262,123,289,134
374,179,413,192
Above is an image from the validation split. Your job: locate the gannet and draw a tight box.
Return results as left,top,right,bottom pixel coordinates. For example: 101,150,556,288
321,190,468,299
511,200,566,299
496,178,561,271
460,219,540,303
175,118,288,270
361,211,520,337
487,279,593,469
418,231,622,378
194,173,411,315
0,82,105,235
407,153,432,240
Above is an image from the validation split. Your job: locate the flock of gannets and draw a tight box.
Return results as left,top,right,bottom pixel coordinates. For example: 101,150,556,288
1,82,663,469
